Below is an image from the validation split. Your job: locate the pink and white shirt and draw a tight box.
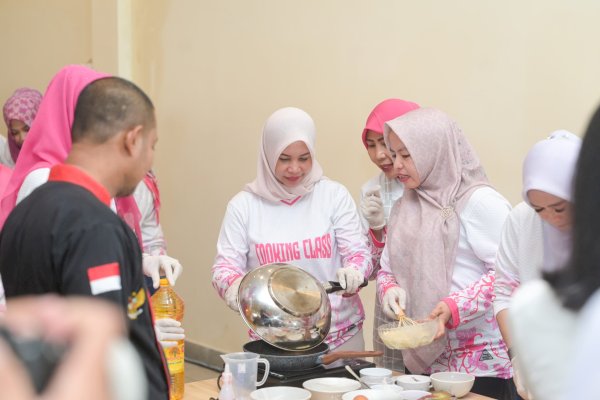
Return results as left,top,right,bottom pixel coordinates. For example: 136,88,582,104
378,187,512,377
212,179,372,349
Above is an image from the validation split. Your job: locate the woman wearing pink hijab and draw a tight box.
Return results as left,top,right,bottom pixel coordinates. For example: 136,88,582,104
359,98,419,370
378,108,514,399
213,107,373,351
0,65,109,222
1,87,43,167
0,65,183,348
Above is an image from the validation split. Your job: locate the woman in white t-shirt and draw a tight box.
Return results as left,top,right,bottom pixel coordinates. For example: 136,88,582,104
377,108,514,399
212,107,372,351
511,107,600,400
495,131,581,399
358,98,419,370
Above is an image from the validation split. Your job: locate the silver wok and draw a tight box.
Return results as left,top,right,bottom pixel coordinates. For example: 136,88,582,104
237,263,366,351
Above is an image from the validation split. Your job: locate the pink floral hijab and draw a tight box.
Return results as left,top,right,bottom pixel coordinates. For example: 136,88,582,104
383,108,490,373
0,66,142,243
3,87,43,162
245,107,323,203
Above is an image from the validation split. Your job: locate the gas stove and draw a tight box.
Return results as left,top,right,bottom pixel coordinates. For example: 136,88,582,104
258,358,376,388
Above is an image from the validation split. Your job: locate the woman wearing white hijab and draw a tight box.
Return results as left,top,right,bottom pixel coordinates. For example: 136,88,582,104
212,107,372,351
496,131,581,399
378,108,513,398
507,131,582,399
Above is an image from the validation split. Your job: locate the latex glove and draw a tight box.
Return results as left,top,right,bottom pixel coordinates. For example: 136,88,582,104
143,254,183,289
381,286,407,320
360,188,385,230
336,267,364,295
225,277,242,312
512,356,533,399
154,318,185,349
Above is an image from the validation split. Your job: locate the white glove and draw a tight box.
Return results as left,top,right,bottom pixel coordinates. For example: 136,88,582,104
336,268,364,295
225,277,242,312
154,318,185,349
382,286,407,320
143,254,183,289
511,356,533,399
360,187,385,230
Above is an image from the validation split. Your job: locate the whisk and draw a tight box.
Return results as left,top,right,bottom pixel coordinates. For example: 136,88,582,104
396,311,418,327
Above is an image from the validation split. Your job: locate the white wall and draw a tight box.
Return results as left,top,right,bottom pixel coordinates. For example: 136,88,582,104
132,1,600,353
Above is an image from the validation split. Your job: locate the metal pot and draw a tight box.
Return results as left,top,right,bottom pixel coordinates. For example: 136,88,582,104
237,263,366,351
243,340,382,371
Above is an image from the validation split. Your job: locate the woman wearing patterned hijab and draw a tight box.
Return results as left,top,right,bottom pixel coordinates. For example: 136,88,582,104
1,87,43,167
377,108,514,399
212,107,373,351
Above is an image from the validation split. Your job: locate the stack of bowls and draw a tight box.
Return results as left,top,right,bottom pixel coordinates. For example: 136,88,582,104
359,367,393,386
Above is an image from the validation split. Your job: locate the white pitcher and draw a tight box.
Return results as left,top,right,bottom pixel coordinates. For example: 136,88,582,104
220,352,270,399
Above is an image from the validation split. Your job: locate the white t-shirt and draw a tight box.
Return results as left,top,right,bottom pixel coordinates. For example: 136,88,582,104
563,289,600,400
17,167,51,204
0,135,14,168
450,187,512,292
212,179,372,348
493,201,544,316
510,279,576,400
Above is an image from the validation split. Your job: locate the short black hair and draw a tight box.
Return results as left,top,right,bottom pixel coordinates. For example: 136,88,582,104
547,103,600,310
71,77,155,144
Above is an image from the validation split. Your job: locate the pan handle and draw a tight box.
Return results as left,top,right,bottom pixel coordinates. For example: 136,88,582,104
319,350,383,366
324,278,368,294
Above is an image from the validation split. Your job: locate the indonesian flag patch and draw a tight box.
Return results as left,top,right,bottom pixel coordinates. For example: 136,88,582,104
87,263,122,295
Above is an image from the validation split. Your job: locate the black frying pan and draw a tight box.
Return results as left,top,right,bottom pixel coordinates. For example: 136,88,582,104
243,340,382,371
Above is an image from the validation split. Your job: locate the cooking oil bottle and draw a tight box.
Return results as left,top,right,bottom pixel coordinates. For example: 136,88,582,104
151,278,185,400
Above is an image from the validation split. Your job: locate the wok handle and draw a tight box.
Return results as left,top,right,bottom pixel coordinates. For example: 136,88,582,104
324,278,368,294
319,350,383,365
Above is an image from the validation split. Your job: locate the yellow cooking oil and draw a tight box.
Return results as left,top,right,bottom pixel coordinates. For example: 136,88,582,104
151,278,185,400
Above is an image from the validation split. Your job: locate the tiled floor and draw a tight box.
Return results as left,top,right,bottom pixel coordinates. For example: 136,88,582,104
185,361,220,383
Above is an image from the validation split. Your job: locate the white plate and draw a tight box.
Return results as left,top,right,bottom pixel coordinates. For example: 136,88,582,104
303,377,362,393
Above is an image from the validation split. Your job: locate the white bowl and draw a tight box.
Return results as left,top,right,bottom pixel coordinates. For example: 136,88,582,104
359,367,393,385
342,389,429,400
303,377,361,400
251,386,312,400
395,374,431,391
430,372,475,397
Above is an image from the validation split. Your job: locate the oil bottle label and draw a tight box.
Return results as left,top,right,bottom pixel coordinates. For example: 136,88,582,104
165,346,184,374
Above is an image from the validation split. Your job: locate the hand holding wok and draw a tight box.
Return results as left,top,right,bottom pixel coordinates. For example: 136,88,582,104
335,268,366,295
225,277,242,312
